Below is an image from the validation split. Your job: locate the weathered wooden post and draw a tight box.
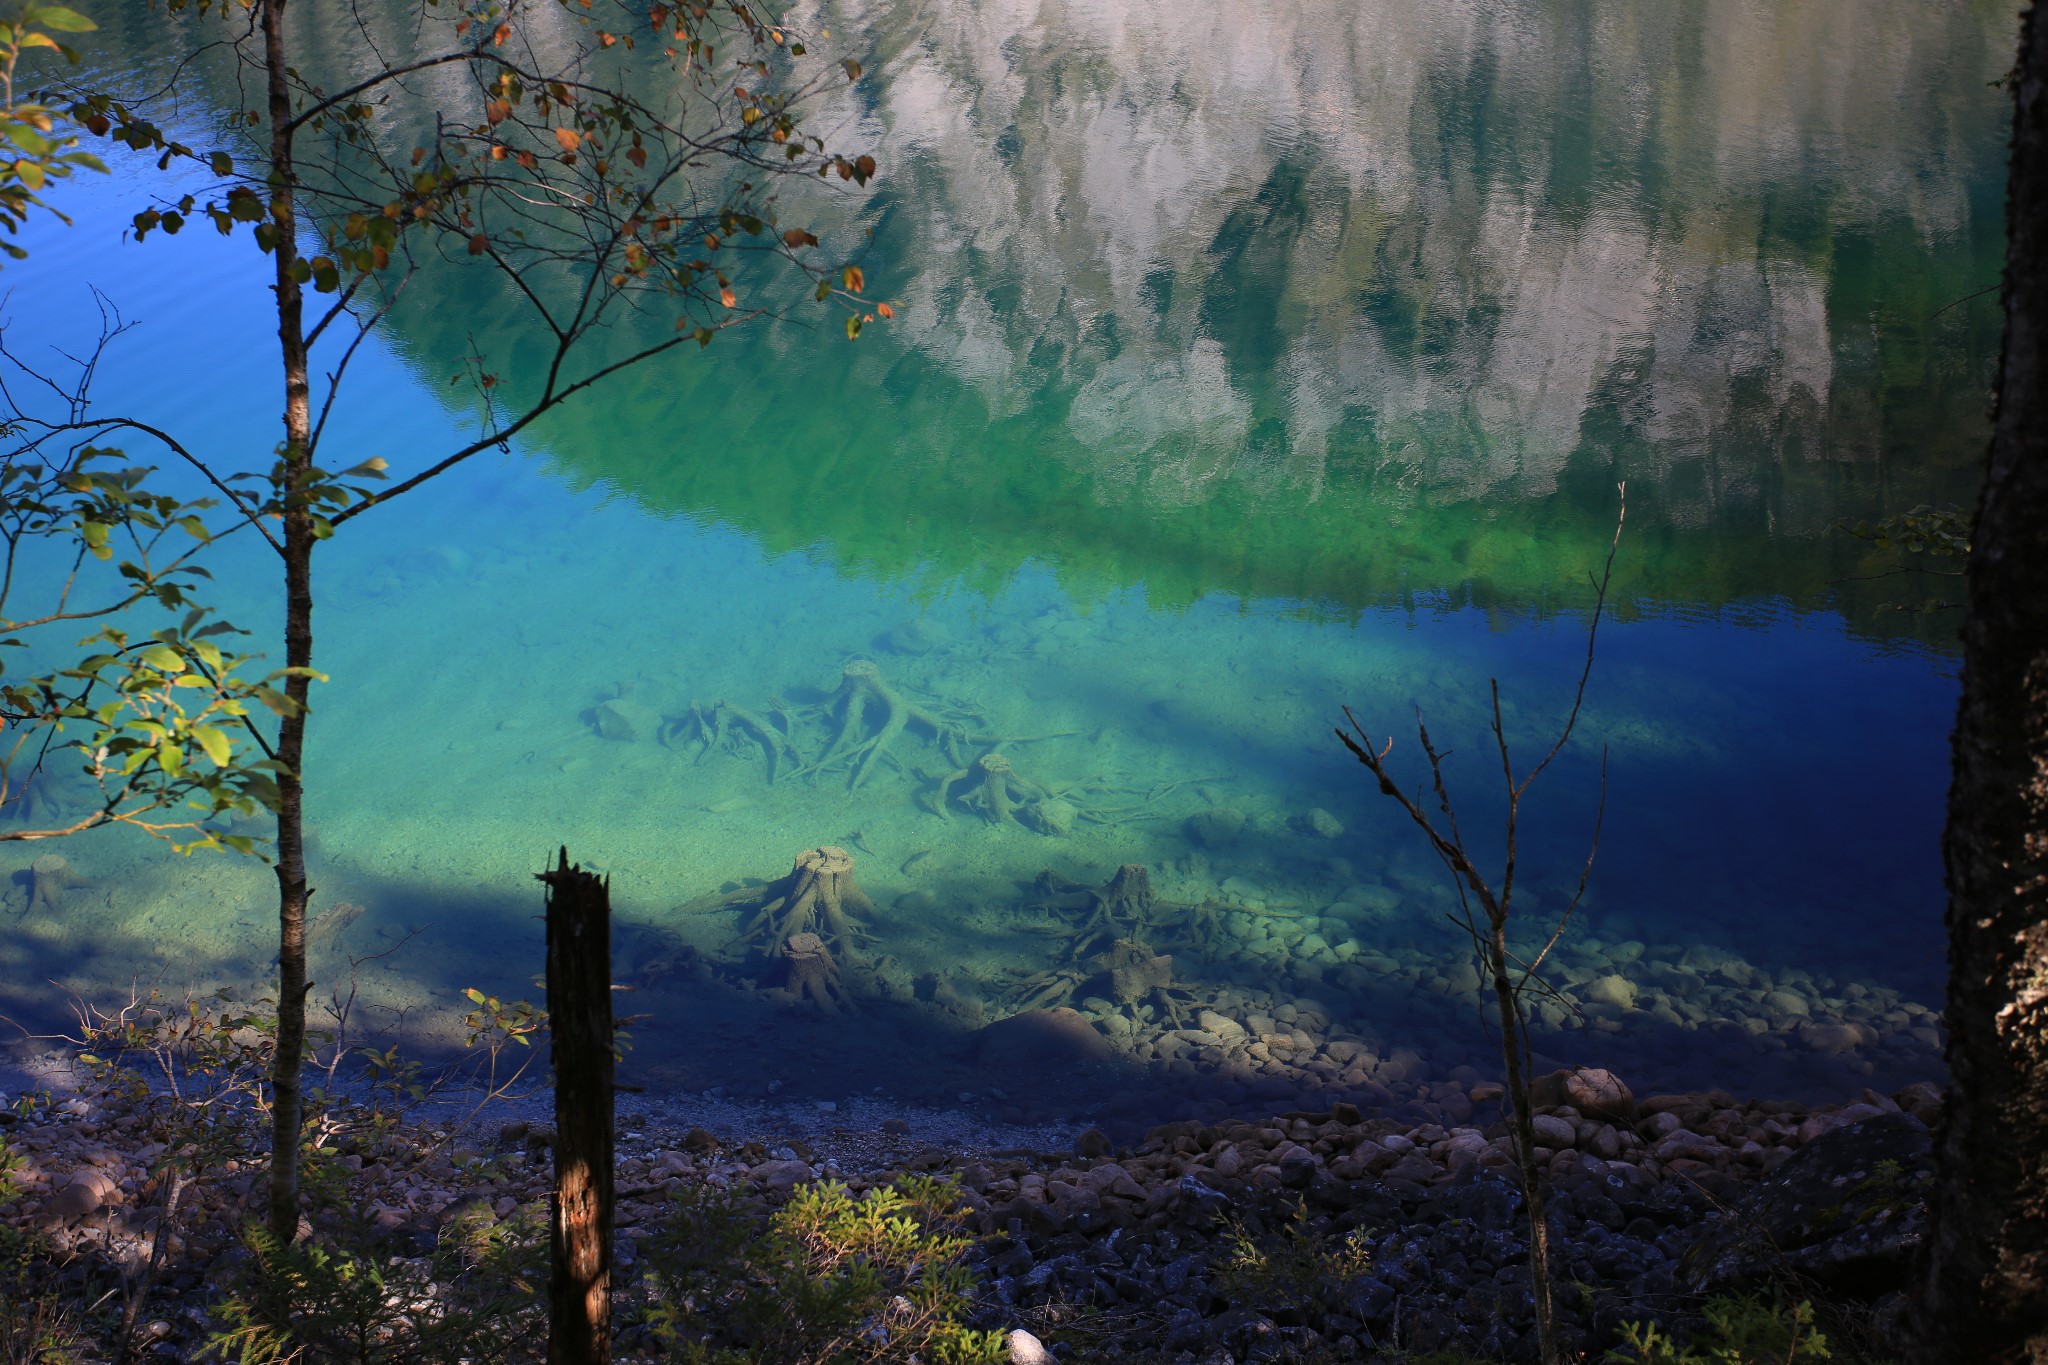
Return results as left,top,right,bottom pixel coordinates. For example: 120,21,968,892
539,848,614,1365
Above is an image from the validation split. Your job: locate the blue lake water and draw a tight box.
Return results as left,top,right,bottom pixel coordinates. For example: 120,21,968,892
0,0,2010,1127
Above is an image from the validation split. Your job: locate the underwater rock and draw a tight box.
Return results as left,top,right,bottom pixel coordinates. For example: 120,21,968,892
590,695,657,743
1292,807,1345,839
1184,807,1245,849
1529,1066,1637,1122
873,619,948,656
1019,797,1077,836
305,901,365,952
974,1007,1113,1070
1586,974,1638,1010
1797,1020,1875,1055
1197,1009,1247,1045
1763,988,1812,1018
24,854,87,914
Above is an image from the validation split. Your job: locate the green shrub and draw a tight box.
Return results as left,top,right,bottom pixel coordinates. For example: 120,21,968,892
638,1172,1006,1364
1212,1197,1373,1321
1610,1293,1832,1364
200,1203,547,1365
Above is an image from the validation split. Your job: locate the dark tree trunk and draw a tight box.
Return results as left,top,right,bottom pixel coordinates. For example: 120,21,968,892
1914,7,2048,1362
260,0,319,1250
542,849,615,1365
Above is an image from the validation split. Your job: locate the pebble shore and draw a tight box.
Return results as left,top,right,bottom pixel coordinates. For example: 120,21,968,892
0,1044,1938,1363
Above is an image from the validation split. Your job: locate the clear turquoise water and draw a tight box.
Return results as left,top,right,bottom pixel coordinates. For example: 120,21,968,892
0,0,2010,1124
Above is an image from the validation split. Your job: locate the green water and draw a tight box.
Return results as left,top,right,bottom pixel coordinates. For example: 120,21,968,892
0,0,2011,1124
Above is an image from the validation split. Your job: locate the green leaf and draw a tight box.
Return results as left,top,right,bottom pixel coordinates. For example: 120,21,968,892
138,644,186,673
26,5,95,32
191,724,232,768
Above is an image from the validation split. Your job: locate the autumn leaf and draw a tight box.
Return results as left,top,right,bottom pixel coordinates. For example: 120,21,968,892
875,301,894,319
468,233,488,255
555,127,582,153
842,265,864,293
719,285,737,308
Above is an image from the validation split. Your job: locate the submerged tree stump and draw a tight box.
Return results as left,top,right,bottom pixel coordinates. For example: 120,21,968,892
540,848,613,1365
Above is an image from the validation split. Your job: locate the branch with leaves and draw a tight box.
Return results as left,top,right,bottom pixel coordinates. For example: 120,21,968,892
0,2,104,260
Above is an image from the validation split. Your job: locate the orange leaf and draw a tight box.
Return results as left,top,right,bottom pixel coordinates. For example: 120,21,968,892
493,22,511,45
486,99,511,126
875,301,894,319
468,233,488,256
555,127,582,153
627,145,647,169
842,265,864,293
719,286,737,308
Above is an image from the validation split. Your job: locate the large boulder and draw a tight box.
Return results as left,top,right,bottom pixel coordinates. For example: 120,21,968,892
1528,1066,1637,1122
974,1008,1113,1070
1682,1113,1932,1298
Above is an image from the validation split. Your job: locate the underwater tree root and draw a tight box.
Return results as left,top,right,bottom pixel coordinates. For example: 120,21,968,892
779,931,855,1014
662,699,805,784
676,845,880,960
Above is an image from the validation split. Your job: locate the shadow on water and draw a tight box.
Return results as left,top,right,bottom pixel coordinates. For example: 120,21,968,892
0,849,1946,1141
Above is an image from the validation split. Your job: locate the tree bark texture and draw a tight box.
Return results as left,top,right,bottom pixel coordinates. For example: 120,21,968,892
260,0,319,1250
1916,6,2048,1362
542,849,615,1365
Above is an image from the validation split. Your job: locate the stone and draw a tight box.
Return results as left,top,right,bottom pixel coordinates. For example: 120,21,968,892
1185,807,1246,849
1683,1113,1932,1299
874,619,947,657
1530,1066,1637,1122
1292,807,1345,839
1020,798,1078,836
752,1159,815,1191
1006,1327,1054,1365
1198,1010,1247,1044
1893,1081,1944,1124
974,1008,1113,1070
38,1173,104,1225
1530,1114,1578,1150
1075,1128,1112,1159
1797,1021,1872,1054
1586,975,1637,1009
1763,989,1812,1018
590,696,656,742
